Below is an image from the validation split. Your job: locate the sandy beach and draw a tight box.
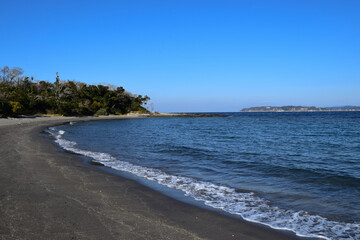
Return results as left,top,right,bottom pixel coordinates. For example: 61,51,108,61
0,116,300,240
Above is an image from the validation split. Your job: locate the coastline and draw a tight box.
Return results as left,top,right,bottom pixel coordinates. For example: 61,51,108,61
239,110,360,113
0,116,301,240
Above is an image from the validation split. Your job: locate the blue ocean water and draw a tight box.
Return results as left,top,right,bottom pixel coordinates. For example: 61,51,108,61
47,112,360,240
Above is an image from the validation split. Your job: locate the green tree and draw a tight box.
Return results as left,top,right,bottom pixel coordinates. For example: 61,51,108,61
0,66,151,117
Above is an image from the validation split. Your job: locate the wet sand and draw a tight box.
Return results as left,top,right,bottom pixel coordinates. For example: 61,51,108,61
0,116,300,240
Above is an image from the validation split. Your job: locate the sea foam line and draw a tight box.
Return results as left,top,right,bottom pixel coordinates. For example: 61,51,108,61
47,126,360,240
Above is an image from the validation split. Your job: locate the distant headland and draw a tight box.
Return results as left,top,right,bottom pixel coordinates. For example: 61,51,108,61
240,106,360,112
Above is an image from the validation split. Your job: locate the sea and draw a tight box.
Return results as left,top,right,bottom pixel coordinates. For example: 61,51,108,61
46,112,360,240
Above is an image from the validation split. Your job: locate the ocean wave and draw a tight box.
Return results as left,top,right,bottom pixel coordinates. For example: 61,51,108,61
221,158,360,186
47,126,360,240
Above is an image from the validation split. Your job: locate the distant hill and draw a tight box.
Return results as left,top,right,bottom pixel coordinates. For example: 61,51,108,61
0,66,150,117
240,106,360,112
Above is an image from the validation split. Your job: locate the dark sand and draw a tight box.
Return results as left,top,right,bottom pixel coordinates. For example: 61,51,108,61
0,116,300,240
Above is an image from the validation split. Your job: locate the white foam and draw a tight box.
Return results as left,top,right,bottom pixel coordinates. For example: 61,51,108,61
48,126,360,240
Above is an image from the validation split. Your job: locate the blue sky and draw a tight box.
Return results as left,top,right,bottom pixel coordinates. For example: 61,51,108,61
1,0,359,112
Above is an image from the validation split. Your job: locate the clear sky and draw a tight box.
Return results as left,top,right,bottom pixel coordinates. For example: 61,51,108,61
1,0,359,112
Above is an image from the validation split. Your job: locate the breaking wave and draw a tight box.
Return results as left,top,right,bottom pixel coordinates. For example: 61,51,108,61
47,127,360,240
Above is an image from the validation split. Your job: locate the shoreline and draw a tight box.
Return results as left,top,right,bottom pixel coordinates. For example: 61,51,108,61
0,116,302,240
0,112,228,127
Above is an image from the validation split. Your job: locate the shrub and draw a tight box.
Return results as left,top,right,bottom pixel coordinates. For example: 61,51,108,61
95,108,108,116
58,102,76,116
9,101,24,115
90,101,101,112
0,100,13,117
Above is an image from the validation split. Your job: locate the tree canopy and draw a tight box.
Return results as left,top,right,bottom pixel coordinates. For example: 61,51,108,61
0,66,150,117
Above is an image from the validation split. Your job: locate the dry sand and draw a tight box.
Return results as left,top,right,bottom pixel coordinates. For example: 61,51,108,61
0,116,300,240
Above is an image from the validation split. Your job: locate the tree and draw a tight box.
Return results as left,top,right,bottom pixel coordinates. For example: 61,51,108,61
0,66,10,83
0,66,151,117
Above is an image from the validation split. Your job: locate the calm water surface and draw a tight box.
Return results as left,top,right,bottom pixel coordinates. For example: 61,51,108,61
48,112,360,240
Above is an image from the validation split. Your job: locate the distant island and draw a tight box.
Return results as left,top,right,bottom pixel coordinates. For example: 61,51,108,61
240,106,360,112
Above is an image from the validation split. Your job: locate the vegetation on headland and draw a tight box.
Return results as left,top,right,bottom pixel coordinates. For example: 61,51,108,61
240,105,360,112
0,66,150,117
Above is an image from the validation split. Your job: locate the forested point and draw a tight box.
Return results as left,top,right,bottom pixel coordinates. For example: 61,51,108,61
0,66,150,117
